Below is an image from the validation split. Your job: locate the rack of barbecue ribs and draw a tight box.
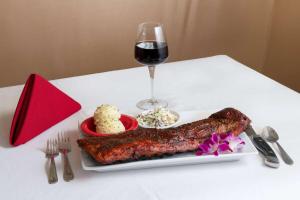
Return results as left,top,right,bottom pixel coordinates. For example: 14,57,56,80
77,108,250,164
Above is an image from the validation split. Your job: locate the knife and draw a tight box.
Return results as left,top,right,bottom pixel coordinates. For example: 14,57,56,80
245,125,280,168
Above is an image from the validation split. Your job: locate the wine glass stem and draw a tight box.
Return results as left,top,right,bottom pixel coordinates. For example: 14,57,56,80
148,65,155,103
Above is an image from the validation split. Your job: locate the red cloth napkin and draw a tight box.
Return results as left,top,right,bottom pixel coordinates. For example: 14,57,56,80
9,74,81,146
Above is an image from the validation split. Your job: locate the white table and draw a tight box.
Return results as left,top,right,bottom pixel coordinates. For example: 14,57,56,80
0,55,299,200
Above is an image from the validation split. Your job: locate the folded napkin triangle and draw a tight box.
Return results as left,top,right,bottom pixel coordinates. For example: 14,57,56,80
10,74,81,146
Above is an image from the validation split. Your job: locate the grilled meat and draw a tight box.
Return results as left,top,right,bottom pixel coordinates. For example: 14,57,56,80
77,108,250,164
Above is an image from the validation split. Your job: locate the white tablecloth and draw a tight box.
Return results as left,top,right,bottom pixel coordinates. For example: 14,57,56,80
0,55,299,200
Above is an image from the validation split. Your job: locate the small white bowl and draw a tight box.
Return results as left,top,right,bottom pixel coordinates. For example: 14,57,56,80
137,109,180,129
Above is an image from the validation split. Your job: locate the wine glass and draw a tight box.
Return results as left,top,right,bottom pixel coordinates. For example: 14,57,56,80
134,22,169,110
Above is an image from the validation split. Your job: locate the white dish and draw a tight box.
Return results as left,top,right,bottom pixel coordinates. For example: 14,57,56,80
137,109,180,129
79,111,258,172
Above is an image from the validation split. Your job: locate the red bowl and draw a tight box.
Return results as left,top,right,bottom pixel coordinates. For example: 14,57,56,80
80,114,138,137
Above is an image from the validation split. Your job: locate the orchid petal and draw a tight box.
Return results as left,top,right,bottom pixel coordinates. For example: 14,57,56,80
211,133,219,143
213,150,219,156
218,143,231,152
199,143,210,152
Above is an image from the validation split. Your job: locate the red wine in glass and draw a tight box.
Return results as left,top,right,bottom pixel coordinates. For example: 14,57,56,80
135,41,168,65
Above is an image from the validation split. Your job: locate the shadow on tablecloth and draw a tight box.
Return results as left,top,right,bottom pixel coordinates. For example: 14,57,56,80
0,111,13,148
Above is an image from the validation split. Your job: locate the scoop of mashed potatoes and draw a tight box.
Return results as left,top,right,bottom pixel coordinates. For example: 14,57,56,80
94,104,125,134
94,104,121,123
96,120,125,134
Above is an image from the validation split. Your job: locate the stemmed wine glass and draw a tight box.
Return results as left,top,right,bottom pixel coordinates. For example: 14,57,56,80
134,22,169,110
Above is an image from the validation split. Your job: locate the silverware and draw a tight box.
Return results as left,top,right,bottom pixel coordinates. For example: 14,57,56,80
262,126,294,165
58,133,74,181
45,139,59,184
245,125,280,168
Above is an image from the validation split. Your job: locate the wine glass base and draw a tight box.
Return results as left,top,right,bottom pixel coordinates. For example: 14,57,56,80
136,99,168,110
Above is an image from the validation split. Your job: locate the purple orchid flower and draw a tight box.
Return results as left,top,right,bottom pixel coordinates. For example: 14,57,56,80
196,132,245,156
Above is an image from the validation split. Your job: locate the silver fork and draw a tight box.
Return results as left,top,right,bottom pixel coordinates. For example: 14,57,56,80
58,133,74,181
45,139,59,184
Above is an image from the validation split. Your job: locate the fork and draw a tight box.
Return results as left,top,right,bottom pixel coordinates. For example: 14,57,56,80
58,133,74,181
45,139,59,184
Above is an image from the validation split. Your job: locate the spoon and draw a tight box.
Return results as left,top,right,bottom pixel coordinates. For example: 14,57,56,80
262,126,294,165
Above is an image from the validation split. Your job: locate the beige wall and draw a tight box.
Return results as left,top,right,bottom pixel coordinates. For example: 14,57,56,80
263,0,300,92
0,0,298,92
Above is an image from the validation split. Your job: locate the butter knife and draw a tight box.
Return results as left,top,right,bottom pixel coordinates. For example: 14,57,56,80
245,125,280,168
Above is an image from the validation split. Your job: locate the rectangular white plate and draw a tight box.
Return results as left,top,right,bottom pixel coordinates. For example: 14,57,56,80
79,111,258,172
